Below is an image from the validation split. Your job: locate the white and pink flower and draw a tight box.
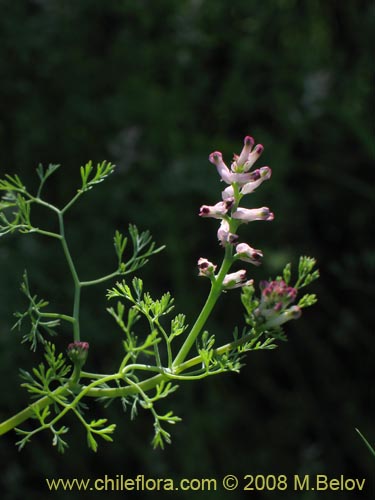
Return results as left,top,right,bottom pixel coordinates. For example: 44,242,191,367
235,242,263,266
232,207,274,222
217,219,239,246
199,200,232,219
222,270,253,289
197,258,217,278
231,135,264,173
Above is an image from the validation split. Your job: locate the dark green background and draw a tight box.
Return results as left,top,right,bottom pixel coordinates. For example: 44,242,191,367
0,1,373,499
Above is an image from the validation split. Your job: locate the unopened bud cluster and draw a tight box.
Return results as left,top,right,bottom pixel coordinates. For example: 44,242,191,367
255,280,301,327
67,341,89,367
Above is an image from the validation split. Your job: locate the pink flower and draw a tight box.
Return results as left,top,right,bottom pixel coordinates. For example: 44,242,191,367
221,185,234,200
199,200,232,219
217,219,238,246
209,142,266,185
222,270,253,289
197,257,217,277
240,166,272,195
232,207,274,222
234,135,255,168
229,169,265,186
235,242,263,266
208,151,232,184
231,136,264,173
241,144,264,172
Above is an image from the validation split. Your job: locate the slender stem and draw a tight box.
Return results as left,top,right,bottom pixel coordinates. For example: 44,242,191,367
0,328,263,436
61,191,84,215
58,212,81,342
30,196,60,215
34,229,62,240
155,319,173,369
39,312,75,324
172,245,233,367
80,371,114,379
71,364,82,385
87,328,259,398
80,270,119,287
31,373,124,435
0,385,70,435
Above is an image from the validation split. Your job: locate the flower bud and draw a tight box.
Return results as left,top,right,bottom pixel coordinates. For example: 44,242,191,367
260,280,297,303
255,280,298,325
67,341,89,367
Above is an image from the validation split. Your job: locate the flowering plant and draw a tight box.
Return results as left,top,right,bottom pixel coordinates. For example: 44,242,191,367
0,136,318,452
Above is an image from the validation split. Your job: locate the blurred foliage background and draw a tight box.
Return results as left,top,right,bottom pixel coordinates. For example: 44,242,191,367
0,1,373,498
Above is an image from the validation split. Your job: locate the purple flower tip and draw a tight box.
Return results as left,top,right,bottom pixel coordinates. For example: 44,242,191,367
209,151,222,164
255,144,264,154
199,206,210,216
251,169,261,181
244,135,255,146
197,257,217,277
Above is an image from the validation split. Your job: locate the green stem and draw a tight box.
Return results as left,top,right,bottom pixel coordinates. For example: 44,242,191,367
58,212,81,342
61,191,84,215
39,312,75,324
80,270,120,287
31,196,60,215
34,229,62,240
88,327,259,398
0,385,70,435
0,328,262,436
172,245,233,367
71,364,82,385
155,318,173,369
